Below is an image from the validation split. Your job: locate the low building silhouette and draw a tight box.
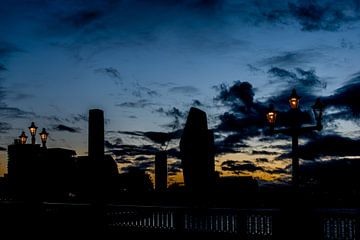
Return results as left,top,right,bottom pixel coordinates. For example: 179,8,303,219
7,142,77,200
180,107,215,192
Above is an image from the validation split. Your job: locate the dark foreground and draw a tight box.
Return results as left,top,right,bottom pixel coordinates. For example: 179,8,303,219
0,200,359,239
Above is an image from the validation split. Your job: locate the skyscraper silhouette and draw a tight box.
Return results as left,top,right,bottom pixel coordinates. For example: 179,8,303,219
180,107,215,192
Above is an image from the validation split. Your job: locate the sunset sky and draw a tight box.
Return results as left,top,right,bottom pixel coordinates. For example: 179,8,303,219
1,0,360,185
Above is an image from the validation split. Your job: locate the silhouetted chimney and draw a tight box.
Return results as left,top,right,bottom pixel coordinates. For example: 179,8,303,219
88,109,104,162
155,151,167,191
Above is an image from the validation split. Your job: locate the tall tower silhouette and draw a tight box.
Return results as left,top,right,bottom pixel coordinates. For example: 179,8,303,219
180,107,215,192
155,151,167,191
88,109,104,162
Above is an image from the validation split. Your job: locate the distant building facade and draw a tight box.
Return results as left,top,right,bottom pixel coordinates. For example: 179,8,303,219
180,107,215,192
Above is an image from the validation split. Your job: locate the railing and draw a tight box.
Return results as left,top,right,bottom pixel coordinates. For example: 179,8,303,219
0,201,359,239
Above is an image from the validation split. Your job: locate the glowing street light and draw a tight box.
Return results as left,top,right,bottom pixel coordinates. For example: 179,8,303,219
28,122,38,145
266,89,324,187
39,128,49,148
19,131,28,144
289,89,300,109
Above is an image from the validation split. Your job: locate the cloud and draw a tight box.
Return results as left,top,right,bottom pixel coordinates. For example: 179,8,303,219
191,99,203,107
288,2,357,31
268,67,326,89
169,86,200,95
0,41,22,57
256,158,269,163
297,135,360,160
262,1,360,31
324,73,360,121
108,144,158,157
117,129,182,145
155,107,185,129
221,160,264,174
134,155,152,161
252,150,280,155
258,50,320,67
116,99,155,108
52,124,81,133
94,67,122,85
0,121,11,133
0,64,6,71
62,9,104,29
0,146,6,151
0,106,34,119
131,82,159,98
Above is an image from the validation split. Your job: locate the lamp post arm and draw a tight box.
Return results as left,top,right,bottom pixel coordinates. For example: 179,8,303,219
267,127,292,136
298,124,322,134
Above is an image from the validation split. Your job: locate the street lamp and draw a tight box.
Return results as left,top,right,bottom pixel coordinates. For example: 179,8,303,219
266,104,277,130
289,89,300,109
19,131,28,144
28,122,38,145
266,89,324,187
39,128,49,148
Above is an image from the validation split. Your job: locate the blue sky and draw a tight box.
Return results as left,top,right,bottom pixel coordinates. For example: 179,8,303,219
1,0,360,184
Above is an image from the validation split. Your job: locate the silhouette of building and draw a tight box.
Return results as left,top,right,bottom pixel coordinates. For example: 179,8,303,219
180,107,215,192
76,109,118,200
7,142,77,200
155,151,167,191
89,109,104,162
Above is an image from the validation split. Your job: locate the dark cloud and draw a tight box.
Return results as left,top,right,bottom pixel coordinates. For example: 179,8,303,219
169,86,200,95
246,64,262,73
256,158,269,163
62,9,104,29
259,50,320,67
324,74,360,121
155,107,185,129
130,82,159,98
117,129,182,146
134,155,152,161
268,67,326,89
215,81,256,113
252,150,280,155
0,41,22,57
262,1,360,31
221,160,264,174
0,121,11,133
191,99,203,107
71,113,88,123
168,161,182,176
116,99,155,108
297,135,360,160
0,146,6,151
288,2,356,31
108,144,158,157
0,64,6,71
213,81,268,154
52,124,81,133
0,106,34,119
94,67,122,85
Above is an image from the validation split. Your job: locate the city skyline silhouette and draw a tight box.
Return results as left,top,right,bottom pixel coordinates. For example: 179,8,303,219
0,0,360,237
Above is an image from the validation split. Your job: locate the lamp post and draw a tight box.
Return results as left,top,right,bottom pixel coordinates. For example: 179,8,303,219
39,128,49,148
266,89,324,188
28,122,38,145
19,131,28,144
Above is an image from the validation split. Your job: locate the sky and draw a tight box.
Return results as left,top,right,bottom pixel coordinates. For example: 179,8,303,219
1,0,360,185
